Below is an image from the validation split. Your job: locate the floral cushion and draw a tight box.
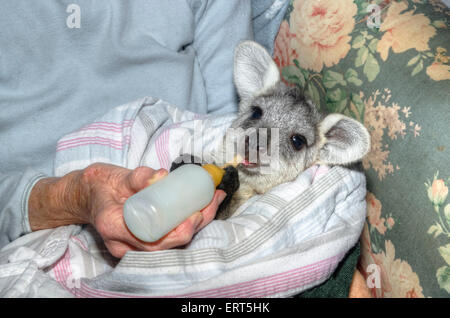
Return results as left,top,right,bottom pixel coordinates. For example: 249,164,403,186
274,0,450,297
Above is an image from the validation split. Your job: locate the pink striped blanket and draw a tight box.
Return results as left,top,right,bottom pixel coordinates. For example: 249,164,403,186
0,97,367,297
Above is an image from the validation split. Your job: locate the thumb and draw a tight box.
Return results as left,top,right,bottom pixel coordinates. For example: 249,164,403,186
126,167,168,192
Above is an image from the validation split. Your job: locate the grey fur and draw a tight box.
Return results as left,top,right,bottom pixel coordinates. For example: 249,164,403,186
216,41,371,219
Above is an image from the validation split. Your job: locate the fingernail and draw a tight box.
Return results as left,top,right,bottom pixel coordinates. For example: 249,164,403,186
147,169,168,185
157,168,168,176
147,174,159,185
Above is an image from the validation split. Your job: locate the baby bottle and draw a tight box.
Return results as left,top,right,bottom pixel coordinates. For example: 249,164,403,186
123,164,225,243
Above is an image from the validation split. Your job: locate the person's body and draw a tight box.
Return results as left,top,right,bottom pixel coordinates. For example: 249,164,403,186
0,0,252,255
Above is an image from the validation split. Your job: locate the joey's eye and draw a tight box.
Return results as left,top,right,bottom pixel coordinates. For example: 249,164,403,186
291,134,307,151
251,106,263,119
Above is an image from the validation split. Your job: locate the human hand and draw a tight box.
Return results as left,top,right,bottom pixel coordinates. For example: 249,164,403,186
29,163,226,258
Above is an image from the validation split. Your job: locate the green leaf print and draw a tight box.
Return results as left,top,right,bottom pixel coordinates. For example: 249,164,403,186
411,60,424,76
363,53,380,82
326,88,347,113
428,223,444,238
368,38,379,53
281,65,306,87
356,47,369,68
407,54,421,66
436,266,450,293
351,93,365,121
307,83,321,109
352,35,366,49
323,70,346,89
345,68,363,86
438,244,450,265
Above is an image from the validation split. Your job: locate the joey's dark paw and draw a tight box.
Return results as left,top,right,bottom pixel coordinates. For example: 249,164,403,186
170,154,202,172
217,166,239,195
216,165,240,219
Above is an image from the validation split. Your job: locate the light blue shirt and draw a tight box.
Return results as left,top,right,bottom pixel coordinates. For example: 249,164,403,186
0,0,288,248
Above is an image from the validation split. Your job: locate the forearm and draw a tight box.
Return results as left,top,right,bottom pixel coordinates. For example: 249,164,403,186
28,170,90,231
0,170,47,248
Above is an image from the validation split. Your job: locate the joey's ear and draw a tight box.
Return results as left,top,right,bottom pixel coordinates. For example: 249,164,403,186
316,114,371,166
234,41,280,101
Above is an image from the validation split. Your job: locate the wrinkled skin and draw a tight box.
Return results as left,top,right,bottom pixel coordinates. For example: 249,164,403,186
29,163,226,258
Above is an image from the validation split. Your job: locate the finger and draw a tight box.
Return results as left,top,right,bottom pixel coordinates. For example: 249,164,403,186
139,191,226,249
178,211,204,235
196,190,226,231
106,199,198,251
121,210,203,252
126,167,168,193
104,240,137,259
106,208,166,251
147,168,168,186
135,191,225,250
149,212,204,250
117,190,225,251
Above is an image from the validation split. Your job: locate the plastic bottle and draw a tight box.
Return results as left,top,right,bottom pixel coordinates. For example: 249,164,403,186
123,164,225,243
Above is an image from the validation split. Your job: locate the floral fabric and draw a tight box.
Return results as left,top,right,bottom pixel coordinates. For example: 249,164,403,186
274,0,450,297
